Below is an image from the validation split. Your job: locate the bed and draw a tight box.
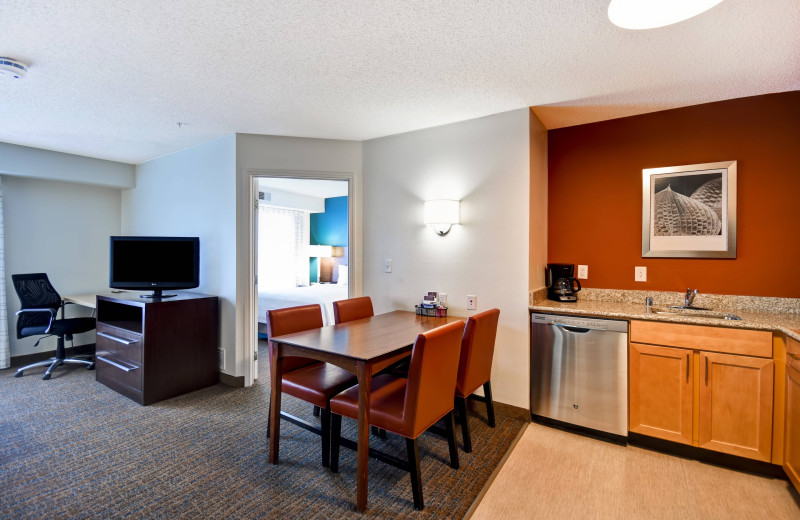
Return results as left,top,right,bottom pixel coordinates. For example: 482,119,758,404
258,278,349,328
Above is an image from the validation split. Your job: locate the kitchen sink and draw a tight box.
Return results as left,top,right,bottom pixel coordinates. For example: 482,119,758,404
648,307,742,321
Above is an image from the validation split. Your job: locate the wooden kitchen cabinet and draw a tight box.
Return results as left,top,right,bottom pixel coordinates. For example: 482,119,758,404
629,342,693,445
784,338,800,492
698,351,773,460
630,320,774,462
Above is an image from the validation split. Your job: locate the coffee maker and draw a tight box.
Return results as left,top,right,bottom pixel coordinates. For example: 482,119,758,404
546,263,582,302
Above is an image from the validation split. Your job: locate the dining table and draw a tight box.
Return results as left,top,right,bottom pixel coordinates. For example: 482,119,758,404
267,309,465,512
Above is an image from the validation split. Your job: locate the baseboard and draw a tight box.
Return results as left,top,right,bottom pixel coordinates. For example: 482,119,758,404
219,371,245,388
468,397,529,422
9,343,96,369
628,432,786,479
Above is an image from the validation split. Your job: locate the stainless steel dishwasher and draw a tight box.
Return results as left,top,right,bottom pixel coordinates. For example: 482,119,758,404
530,312,629,441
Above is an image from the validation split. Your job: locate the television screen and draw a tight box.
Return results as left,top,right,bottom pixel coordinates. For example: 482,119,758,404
109,236,199,298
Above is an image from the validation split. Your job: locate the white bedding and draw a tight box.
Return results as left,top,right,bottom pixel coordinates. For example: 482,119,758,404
258,283,349,326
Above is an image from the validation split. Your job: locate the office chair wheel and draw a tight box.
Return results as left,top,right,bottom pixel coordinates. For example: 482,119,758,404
42,373,51,381
14,371,23,378
87,363,96,370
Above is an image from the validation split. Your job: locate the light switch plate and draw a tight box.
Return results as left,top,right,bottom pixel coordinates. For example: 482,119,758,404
384,258,392,273
635,266,647,282
467,295,477,310
577,265,588,279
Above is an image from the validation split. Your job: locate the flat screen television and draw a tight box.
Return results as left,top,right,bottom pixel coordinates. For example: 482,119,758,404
109,236,200,298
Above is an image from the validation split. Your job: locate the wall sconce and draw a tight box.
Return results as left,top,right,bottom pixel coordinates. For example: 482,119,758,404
424,199,460,236
608,0,726,29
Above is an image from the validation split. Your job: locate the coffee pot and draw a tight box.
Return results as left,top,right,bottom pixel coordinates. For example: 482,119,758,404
546,263,582,302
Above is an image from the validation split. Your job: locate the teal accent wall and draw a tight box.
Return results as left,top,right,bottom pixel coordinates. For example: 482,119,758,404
309,196,348,282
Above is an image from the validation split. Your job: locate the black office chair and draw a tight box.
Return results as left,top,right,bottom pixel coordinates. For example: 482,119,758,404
12,273,97,380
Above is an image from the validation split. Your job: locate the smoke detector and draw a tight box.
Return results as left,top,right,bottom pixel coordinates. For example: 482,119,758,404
0,58,28,79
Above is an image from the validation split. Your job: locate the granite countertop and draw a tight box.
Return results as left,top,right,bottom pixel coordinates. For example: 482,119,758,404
529,288,800,342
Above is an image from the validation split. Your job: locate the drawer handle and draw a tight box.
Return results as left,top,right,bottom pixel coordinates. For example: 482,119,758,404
98,331,138,345
97,355,138,372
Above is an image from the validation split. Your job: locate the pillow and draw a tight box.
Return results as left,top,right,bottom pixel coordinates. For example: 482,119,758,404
337,265,349,285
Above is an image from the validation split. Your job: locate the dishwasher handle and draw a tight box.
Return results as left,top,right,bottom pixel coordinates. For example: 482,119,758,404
557,325,591,334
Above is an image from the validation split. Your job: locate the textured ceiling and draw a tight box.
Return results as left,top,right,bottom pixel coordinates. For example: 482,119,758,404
1,0,798,164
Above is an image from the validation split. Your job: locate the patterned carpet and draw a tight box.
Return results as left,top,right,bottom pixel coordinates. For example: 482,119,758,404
0,342,525,519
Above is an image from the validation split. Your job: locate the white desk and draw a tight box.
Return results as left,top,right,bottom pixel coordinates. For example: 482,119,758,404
62,294,100,309
63,291,131,310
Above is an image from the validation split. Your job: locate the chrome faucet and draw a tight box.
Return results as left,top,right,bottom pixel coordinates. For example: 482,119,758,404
685,288,698,308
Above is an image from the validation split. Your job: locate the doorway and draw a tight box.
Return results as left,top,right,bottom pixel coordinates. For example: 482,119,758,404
243,170,357,385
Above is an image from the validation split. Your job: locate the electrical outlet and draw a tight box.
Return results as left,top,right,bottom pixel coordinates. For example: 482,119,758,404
467,295,477,310
635,266,647,282
384,258,392,273
577,265,588,279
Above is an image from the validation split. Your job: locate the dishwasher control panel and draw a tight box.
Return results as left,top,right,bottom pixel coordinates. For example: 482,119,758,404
531,312,628,333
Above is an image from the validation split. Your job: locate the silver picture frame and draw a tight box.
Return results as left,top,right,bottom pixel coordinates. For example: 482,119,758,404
642,160,737,258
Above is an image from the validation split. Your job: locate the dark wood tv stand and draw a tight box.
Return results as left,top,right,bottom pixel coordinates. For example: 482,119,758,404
94,292,219,405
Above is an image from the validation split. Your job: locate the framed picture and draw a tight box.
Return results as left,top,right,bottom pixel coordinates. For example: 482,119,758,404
642,160,737,258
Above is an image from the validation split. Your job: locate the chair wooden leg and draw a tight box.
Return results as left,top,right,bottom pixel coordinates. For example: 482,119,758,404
455,396,471,453
406,437,424,510
445,411,460,469
483,381,496,428
313,405,321,417
321,408,331,468
267,394,272,439
330,413,342,473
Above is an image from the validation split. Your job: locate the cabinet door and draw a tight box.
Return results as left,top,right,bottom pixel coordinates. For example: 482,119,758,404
785,364,800,492
698,352,773,461
629,343,693,444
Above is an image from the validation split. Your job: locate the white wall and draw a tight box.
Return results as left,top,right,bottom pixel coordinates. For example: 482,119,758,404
363,108,531,409
3,175,122,356
0,141,134,188
121,135,237,372
235,134,363,379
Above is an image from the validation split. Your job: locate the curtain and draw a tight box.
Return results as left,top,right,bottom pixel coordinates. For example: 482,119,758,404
257,205,310,290
0,176,9,369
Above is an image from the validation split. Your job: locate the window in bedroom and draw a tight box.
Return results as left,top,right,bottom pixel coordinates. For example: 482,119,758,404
257,206,310,289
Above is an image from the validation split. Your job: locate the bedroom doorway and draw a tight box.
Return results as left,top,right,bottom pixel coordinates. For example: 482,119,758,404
251,174,352,382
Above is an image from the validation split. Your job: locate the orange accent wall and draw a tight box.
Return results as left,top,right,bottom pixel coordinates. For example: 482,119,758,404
546,92,800,298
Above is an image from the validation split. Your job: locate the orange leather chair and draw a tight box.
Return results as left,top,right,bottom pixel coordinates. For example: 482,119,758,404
454,308,500,453
332,295,374,324
329,320,465,510
266,304,356,467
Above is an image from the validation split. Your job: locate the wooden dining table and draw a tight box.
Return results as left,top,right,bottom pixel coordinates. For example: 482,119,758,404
268,309,464,512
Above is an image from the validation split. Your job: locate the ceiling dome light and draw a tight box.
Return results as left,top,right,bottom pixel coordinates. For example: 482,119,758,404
608,0,726,30
0,57,27,78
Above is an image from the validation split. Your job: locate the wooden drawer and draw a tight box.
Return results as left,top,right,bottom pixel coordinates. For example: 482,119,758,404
630,320,772,358
96,353,143,392
96,323,143,363
788,336,800,372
